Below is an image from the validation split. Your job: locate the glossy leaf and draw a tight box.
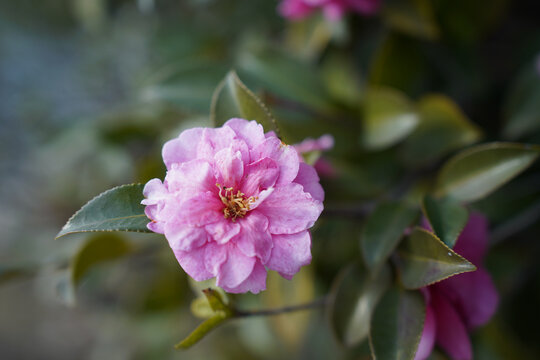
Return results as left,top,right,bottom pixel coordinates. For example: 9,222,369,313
329,263,391,347
210,70,278,135
435,143,540,202
361,87,419,150
422,195,469,248
56,184,151,239
382,0,439,40
361,201,418,270
396,227,476,289
400,94,482,166
369,286,425,360
71,233,133,286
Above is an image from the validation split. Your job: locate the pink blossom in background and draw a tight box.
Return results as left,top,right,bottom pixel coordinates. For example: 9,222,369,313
293,134,338,178
142,119,324,294
278,0,380,21
415,214,499,360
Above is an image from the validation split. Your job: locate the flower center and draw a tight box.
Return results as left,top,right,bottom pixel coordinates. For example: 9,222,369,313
216,184,256,222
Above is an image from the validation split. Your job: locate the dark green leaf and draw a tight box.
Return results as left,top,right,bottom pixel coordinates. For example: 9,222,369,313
329,263,391,347
369,286,425,360
382,0,439,40
56,184,151,239
422,195,469,248
210,70,278,135
361,87,419,150
361,202,418,270
400,94,482,166
396,227,476,289
71,233,133,286
435,143,540,202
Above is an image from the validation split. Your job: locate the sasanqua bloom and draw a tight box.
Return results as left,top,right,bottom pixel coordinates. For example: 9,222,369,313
142,119,324,293
278,0,380,21
415,214,499,360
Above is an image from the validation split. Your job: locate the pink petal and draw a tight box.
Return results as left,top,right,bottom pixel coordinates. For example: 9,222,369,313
163,191,222,226
323,3,346,20
162,128,203,169
453,213,489,266
293,134,334,154
256,183,323,234
414,305,436,360
214,146,244,189
434,268,498,329
294,162,325,202
196,126,237,162
432,291,473,360
223,260,267,294
235,212,273,263
164,222,208,252
252,137,300,186
204,242,228,275
141,178,168,205
278,0,314,19
204,220,241,245
216,243,256,289
224,118,267,149
165,159,215,196
240,157,279,196
174,246,214,281
266,231,311,279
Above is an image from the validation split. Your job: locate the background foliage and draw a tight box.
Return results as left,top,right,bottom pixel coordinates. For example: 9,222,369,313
1,0,540,359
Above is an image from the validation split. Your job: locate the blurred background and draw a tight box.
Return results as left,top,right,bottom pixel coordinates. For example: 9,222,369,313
1,0,540,359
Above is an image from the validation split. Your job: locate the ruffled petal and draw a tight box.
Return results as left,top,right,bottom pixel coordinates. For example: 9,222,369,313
223,260,267,294
163,191,222,226
216,243,256,289
235,212,273,263
214,146,244,189
432,291,473,360
294,162,324,202
196,126,237,162
240,157,279,197
204,220,241,245
162,128,203,169
224,118,267,149
174,245,213,281
266,231,311,279
252,137,300,186
165,159,216,196
204,241,228,275
414,305,436,360
164,222,208,252
434,268,498,329
256,183,323,234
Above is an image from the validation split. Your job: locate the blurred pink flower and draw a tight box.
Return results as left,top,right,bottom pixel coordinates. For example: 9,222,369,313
142,119,324,294
278,0,380,21
293,134,338,178
415,214,499,360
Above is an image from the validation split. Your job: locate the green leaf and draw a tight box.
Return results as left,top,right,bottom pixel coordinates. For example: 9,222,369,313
56,183,151,239
369,286,425,360
422,195,469,248
175,314,229,349
361,87,419,150
435,143,540,202
361,202,418,270
400,94,482,166
210,70,278,135
329,263,391,347
71,233,133,286
503,60,540,140
382,0,439,40
396,227,476,289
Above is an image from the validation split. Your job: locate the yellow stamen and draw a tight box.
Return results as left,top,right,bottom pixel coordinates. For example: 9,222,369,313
216,183,257,222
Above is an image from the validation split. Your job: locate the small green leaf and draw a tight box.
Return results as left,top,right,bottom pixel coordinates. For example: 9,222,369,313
422,195,469,248
210,70,278,135
329,263,391,347
369,286,425,360
56,184,151,239
396,227,476,289
361,201,418,270
71,233,133,286
382,0,439,40
400,94,482,166
435,142,540,202
361,87,419,150
175,314,229,349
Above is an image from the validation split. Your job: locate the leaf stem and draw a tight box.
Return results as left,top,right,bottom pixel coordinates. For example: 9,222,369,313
234,296,329,318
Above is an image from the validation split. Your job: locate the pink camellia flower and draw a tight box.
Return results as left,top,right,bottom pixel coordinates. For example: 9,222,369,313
415,214,499,360
278,0,380,21
141,119,324,294
293,134,338,178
